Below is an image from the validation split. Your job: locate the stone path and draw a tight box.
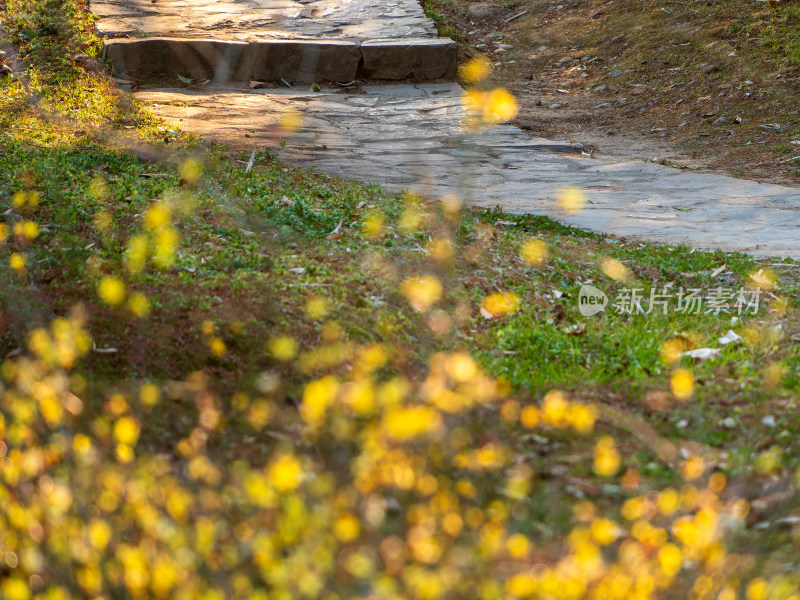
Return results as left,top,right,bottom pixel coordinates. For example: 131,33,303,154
93,0,456,83
94,1,800,258
135,83,800,258
92,0,437,41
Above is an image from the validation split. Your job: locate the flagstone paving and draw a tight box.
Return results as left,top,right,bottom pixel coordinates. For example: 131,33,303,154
135,82,800,258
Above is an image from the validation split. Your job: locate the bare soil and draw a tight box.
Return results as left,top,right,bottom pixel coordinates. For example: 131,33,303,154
430,0,800,186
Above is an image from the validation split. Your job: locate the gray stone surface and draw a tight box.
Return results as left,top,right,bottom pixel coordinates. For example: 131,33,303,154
135,83,800,258
361,39,458,80
92,0,457,82
105,38,251,81
250,40,360,83
90,0,437,41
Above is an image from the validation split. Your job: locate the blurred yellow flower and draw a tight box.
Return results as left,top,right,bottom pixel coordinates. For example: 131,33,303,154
94,209,113,232
662,337,686,364
681,456,705,480
520,238,547,266
658,543,683,577
98,277,126,306
334,513,361,542
481,291,520,318
302,375,339,428
384,406,440,439
601,257,629,281
402,274,443,312
670,368,694,401
279,108,303,133
520,405,540,428
127,291,151,317
460,56,492,83
145,202,172,230
180,158,203,185
140,383,161,406
269,336,298,361
593,436,621,477
9,252,26,272
113,416,140,446
591,517,621,545
269,454,303,492
12,190,27,208
557,186,586,213
506,533,531,558
362,211,385,239
125,234,149,274
13,220,39,240
305,295,329,319
209,337,226,357
152,227,178,268
483,88,518,123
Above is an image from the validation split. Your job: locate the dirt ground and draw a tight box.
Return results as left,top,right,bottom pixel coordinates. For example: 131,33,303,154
430,0,800,186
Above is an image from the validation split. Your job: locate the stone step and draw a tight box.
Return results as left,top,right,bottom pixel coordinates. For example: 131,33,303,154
103,37,457,83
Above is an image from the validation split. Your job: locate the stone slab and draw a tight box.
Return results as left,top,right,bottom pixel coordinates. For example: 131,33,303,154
250,40,360,83
360,38,458,80
104,38,251,82
133,83,800,258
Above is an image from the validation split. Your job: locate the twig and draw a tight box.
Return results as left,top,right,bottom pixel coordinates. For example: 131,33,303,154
504,9,529,22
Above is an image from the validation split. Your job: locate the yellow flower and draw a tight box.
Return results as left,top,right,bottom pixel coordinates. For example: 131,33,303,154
334,513,361,542
593,436,621,477
402,274,443,312
520,238,547,266
384,406,440,439
145,203,172,230
98,277,126,306
152,227,178,268
481,291,520,318
658,543,683,578
681,456,705,480
209,337,226,357
127,291,151,317
279,108,303,133
482,88,518,123
268,336,298,361
520,405,540,428
113,416,140,445
460,56,492,83
557,186,586,213
362,211,385,239
125,234,149,274
305,296,328,319
670,368,694,401
601,257,629,281
268,454,303,492
591,517,621,545
9,252,26,272
506,533,531,558
180,158,202,185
